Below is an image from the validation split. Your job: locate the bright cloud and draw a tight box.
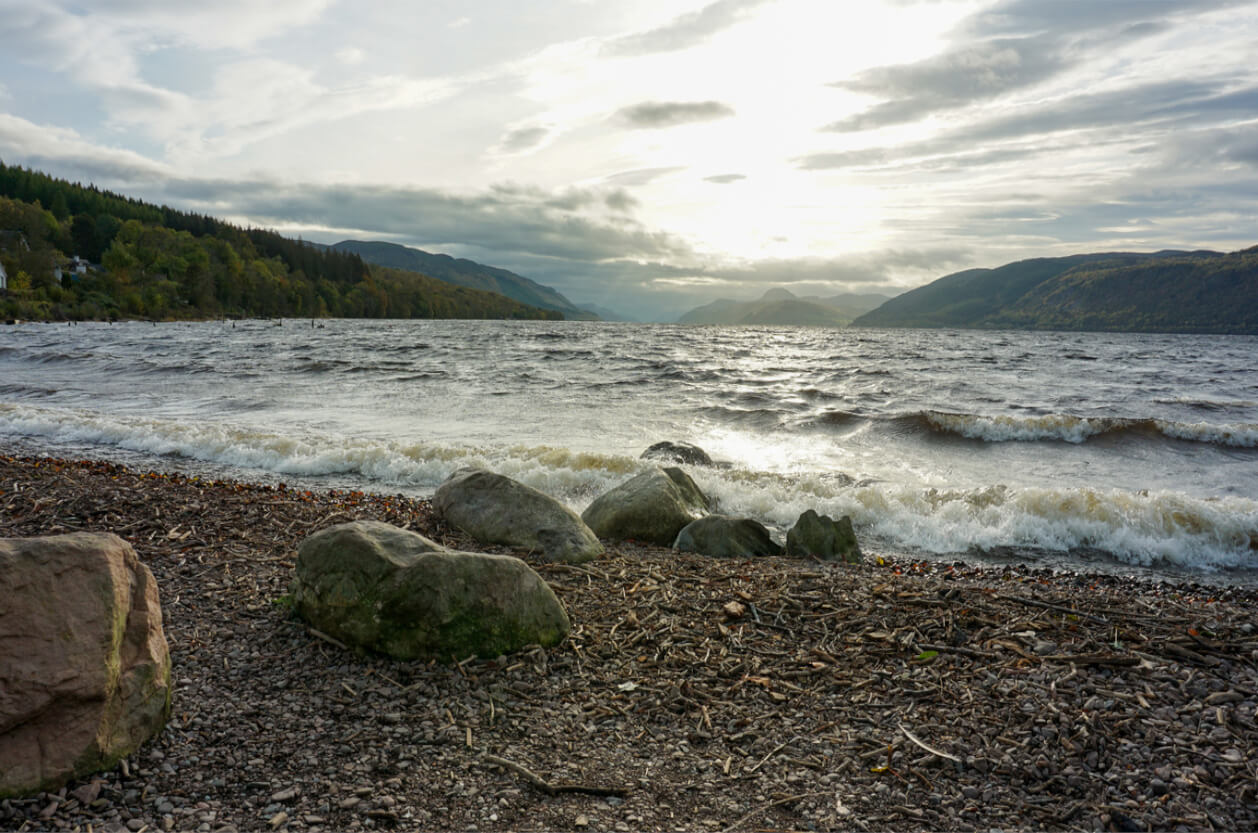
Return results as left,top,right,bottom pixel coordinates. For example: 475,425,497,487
0,0,1256,320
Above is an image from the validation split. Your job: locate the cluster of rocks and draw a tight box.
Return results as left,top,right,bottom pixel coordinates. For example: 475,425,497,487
1,442,860,800
293,451,862,662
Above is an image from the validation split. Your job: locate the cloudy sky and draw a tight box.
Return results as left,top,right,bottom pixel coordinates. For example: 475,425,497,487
1,0,1256,320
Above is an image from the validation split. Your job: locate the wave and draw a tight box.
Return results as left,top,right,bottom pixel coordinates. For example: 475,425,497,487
914,411,1258,448
1,402,1254,573
692,472,1258,572
0,402,645,504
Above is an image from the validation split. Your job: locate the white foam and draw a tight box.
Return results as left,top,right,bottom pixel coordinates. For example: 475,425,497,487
925,411,1111,443
1156,420,1258,448
0,403,643,502
3,402,1255,572
695,467,1258,571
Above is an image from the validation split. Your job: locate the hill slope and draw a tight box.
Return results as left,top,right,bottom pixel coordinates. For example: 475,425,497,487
851,247,1258,333
329,240,597,320
678,289,888,326
0,163,561,322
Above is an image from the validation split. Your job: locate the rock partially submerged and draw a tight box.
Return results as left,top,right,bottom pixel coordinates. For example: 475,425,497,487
433,468,602,564
674,515,782,558
581,466,711,546
641,441,714,467
0,533,171,798
292,520,570,660
786,509,862,563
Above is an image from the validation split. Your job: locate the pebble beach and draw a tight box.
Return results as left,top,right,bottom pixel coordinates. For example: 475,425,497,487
2,452,1257,832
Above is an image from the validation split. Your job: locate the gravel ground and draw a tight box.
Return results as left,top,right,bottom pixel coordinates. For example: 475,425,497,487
2,453,1257,832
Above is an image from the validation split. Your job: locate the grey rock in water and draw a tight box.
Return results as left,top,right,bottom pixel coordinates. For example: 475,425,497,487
641,441,714,467
785,510,862,563
433,468,602,563
0,533,172,798
674,515,782,558
581,466,711,546
292,520,570,660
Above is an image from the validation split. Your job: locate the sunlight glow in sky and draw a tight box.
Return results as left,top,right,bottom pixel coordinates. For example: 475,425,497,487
1,0,1256,319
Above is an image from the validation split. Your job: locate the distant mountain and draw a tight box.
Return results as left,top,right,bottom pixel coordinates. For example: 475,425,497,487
327,240,598,320
677,288,889,326
851,246,1258,334
576,302,635,322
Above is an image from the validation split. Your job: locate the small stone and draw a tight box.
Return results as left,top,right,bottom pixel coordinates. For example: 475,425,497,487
126,820,146,831
268,811,288,829
339,797,361,810
574,815,589,828
270,787,297,803
723,601,746,620
72,782,103,805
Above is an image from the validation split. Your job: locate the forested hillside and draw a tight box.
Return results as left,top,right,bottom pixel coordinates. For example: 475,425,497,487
328,239,596,320
851,247,1258,334
0,164,560,322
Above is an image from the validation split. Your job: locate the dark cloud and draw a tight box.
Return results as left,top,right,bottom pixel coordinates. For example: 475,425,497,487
967,0,1251,38
824,0,1255,132
603,0,771,57
145,178,691,264
496,125,548,153
827,38,1064,131
704,173,745,184
616,100,735,128
800,80,1258,171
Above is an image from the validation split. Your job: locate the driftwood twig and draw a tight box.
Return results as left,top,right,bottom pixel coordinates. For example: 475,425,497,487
482,754,628,797
898,723,961,763
996,594,1109,624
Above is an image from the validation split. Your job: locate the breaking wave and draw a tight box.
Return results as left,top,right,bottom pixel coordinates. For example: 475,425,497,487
918,411,1258,448
2,402,1254,573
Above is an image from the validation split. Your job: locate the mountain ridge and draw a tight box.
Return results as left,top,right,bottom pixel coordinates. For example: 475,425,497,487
327,240,599,320
851,246,1258,334
678,288,889,326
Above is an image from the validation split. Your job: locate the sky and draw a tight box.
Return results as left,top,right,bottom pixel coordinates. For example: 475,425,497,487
1,0,1256,321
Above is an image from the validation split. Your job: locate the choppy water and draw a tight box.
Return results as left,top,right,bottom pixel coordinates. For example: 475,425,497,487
2,319,1256,582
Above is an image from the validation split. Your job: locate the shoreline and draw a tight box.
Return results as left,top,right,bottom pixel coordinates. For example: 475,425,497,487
2,452,1257,831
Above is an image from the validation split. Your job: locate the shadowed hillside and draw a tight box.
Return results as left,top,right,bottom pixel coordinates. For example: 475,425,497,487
851,247,1258,334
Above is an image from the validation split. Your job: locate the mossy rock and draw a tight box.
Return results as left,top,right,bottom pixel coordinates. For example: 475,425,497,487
292,521,570,660
434,468,602,563
674,515,782,558
581,466,711,546
786,510,862,563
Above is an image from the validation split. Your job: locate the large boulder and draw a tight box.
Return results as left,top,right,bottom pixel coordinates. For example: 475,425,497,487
674,515,782,558
434,468,602,564
581,466,710,546
0,533,171,798
292,520,570,660
786,510,863,563
641,441,714,467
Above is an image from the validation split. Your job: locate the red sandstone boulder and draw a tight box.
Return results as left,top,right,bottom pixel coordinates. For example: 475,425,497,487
0,533,171,797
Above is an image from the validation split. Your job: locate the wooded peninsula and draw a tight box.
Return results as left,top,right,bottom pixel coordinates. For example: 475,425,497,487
0,163,561,323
